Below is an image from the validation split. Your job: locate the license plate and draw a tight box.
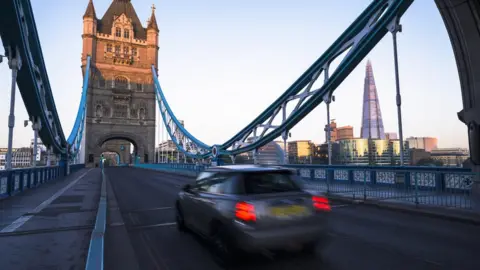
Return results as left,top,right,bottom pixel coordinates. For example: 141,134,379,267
270,205,307,217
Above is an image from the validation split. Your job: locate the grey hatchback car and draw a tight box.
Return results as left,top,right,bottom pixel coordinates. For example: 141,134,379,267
175,165,331,264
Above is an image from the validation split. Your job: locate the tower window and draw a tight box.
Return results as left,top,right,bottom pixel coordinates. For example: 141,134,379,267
132,48,137,56
115,27,121,37
136,83,143,91
106,44,112,52
115,45,120,56
124,29,130,39
123,46,129,56
139,108,146,119
115,76,128,89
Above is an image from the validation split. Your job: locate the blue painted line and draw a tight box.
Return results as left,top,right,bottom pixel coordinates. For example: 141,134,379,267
85,169,107,270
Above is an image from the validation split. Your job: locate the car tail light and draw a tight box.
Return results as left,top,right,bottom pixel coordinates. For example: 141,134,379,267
312,196,331,212
235,202,256,222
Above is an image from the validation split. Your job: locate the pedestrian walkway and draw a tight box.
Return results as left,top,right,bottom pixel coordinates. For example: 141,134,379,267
0,168,102,270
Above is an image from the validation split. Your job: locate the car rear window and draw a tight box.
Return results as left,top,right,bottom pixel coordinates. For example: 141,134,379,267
242,172,302,194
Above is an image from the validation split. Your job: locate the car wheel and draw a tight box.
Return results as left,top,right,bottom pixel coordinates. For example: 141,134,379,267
175,204,187,232
211,227,236,267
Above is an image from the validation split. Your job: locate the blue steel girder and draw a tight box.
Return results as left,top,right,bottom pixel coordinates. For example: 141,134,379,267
149,0,414,160
151,66,212,159
67,56,91,159
219,0,414,156
0,0,67,154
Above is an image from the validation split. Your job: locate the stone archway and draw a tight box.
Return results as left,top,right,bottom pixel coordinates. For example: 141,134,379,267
435,0,480,188
101,141,131,164
87,131,149,166
100,149,122,166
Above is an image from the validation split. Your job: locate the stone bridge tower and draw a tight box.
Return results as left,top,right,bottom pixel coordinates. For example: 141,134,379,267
81,0,159,166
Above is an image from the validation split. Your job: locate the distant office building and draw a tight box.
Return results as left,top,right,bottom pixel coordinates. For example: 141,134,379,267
431,148,469,167
385,132,398,140
324,120,338,142
316,142,341,164
324,120,353,142
275,140,287,152
360,60,386,139
338,138,409,166
30,138,46,162
409,148,431,165
156,140,180,162
288,140,315,164
337,126,354,140
256,142,285,165
406,137,438,152
0,147,33,170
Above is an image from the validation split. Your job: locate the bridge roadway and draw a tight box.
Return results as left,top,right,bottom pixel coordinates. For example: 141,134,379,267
106,167,479,270
0,167,478,270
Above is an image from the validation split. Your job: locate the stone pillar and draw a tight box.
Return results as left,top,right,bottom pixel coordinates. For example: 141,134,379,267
435,0,480,202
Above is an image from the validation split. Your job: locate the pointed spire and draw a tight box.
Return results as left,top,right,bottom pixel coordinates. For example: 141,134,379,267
83,0,97,19
147,4,159,31
360,60,385,140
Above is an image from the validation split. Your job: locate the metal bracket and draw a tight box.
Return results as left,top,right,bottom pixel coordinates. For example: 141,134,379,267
387,16,402,34
6,46,22,71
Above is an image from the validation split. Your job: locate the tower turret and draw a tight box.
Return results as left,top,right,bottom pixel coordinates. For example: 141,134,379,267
146,4,159,67
82,0,97,63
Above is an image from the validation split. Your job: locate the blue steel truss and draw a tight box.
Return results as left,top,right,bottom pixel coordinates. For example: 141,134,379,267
152,67,212,158
67,56,91,159
152,0,414,159
0,0,91,159
1,0,414,162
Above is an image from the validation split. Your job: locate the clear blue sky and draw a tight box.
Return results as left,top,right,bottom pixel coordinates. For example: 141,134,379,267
0,0,468,149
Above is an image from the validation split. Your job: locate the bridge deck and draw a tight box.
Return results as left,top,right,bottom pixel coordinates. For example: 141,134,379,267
0,168,102,269
105,167,479,270
0,167,478,269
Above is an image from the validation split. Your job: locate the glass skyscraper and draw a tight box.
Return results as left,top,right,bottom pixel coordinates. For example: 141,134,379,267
360,60,386,139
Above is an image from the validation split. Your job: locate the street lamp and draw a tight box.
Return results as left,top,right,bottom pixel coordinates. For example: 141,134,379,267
324,94,335,165
4,47,22,171
24,119,42,167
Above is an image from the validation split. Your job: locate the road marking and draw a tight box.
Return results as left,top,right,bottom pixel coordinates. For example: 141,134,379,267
0,169,92,233
0,224,94,237
85,169,107,270
109,222,125,227
126,206,172,213
130,222,176,231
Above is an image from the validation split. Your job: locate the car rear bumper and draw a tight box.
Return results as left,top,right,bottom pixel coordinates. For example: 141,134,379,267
231,220,330,252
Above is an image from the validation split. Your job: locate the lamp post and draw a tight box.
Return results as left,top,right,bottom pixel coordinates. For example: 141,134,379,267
389,18,405,166
324,94,335,165
4,47,22,170
24,119,41,167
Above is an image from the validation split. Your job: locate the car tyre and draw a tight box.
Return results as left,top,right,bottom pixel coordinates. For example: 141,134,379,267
211,227,237,267
175,204,187,232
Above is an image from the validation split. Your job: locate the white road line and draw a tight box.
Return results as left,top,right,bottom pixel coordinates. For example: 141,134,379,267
134,206,172,212
0,169,93,233
134,222,176,229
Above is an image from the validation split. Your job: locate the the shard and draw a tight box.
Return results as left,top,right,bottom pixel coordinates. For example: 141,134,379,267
360,60,385,139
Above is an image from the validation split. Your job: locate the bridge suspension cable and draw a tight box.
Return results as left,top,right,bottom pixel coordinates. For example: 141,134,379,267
151,0,414,160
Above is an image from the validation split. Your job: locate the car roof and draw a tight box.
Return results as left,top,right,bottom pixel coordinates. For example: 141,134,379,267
203,165,292,173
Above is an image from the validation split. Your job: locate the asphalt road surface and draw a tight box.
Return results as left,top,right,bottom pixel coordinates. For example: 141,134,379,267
105,167,479,270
